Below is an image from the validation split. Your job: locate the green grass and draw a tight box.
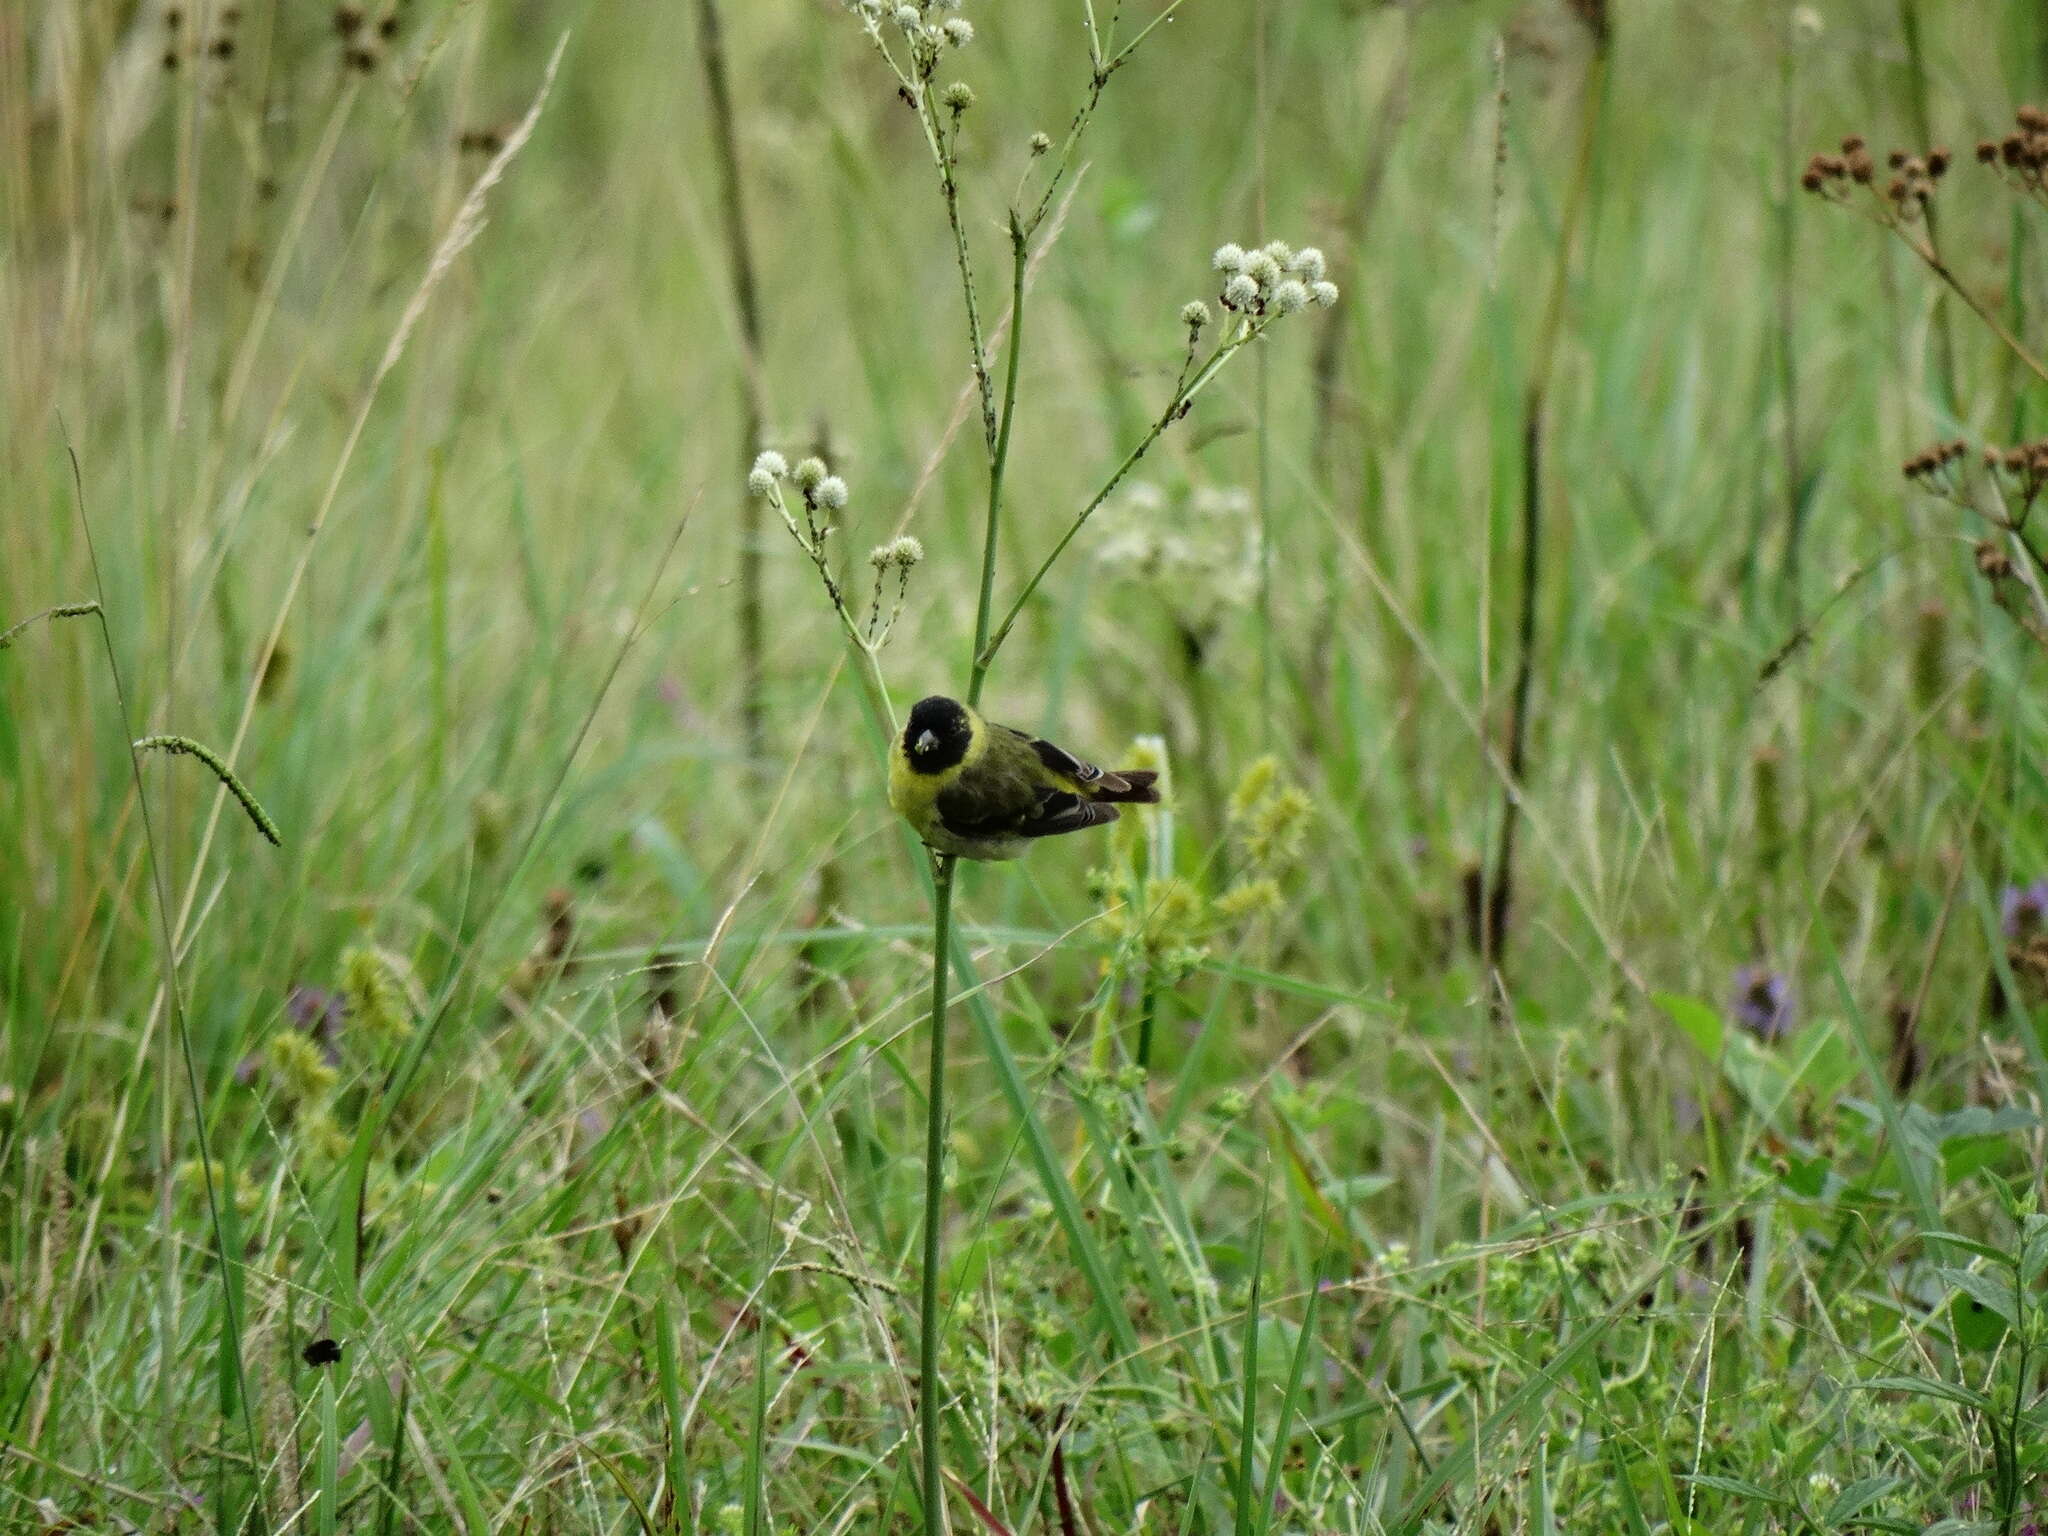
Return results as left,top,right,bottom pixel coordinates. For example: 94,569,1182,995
5,1,2048,1531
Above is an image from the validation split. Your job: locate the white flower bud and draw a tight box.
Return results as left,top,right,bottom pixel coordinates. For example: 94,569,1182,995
1180,300,1210,331
1287,245,1326,282
942,17,973,45
1029,131,1051,154
815,476,850,510
1221,273,1259,310
747,467,777,498
890,535,925,567
941,80,974,111
892,5,920,30
751,450,788,480
1270,279,1309,315
792,457,827,492
1244,251,1281,288
1309,280,1339,308
1211,243,1246,274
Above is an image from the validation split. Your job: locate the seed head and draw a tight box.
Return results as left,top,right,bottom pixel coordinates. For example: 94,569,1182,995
814,475,850,511
747,467,777,497
1244,250,1282,288
1309,280,1339,308
888,535,924,567
942,16,973,45
1211,243,1247,274
752,449,787,479
892,5,920,29
942,80,974,111
1271,279,1310,315
1029,131,1051,155
1287,245,1327,282
1260,240,1294,268
792,456,827,492
1978,140,2000,164
1221,273,1259,311
1180,300,1210,332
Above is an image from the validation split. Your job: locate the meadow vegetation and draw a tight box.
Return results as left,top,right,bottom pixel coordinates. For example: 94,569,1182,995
4,1,2048,1531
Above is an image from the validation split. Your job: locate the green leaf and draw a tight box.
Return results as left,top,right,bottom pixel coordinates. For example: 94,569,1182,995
1824,1476,1900,1524
1939,1265,2019,1327
1854,1374,1992,1412
1656,993,1722,1059
1680,1473,1787,1505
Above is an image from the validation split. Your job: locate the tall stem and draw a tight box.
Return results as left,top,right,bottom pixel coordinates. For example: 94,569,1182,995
695,0,769,761
919,853,959,1536
967,225,1028,708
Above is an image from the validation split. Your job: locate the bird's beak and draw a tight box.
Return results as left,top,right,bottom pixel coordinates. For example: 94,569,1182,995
915,730,938,755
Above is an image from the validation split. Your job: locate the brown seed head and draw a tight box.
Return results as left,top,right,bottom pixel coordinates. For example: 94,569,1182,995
1848,149,1874,183
1888,149,1909,169
2018,105,2048,132
1800,168,1824,193
1976,541,2014,580
1927,147,1951,177
1978,140,1999,164
2004,135,2026,166
1841,134,1866,154
335,5,363,35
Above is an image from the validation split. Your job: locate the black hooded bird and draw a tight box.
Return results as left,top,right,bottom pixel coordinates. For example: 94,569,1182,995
888,695,1161,861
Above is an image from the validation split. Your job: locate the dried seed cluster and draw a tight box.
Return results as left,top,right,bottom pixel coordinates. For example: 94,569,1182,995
1976,105,2048,196
1802,134,1951,223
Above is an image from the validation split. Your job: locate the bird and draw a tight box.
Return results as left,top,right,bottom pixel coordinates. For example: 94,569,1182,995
888,694,1161,862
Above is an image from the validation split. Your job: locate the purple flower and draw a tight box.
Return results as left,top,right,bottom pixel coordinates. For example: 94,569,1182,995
2000,878,2048,939
1731,966,1795,1042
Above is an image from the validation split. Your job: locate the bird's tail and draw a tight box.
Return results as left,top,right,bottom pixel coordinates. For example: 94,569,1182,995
1092,769,1161,804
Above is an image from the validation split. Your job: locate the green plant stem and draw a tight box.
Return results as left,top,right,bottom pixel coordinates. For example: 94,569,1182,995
977,322,1265,674
919,852,959,1536
967,224,1029,709
694,0,770,762
1482,31,1608,981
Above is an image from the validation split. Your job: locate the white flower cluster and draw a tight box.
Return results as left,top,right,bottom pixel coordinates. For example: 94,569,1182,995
1210,240,1339,319
1093,480,1259,641
850,0,976,66
750,450,848,514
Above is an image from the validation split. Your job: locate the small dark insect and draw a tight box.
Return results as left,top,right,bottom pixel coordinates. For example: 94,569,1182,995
302,1337,343,1367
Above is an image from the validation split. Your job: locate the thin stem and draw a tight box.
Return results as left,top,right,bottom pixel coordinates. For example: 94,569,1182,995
967,223,1029,708
695,0,770,762
919,853,959,1536
64,438,268,1531
1482,24,1608,983
978,322,1264,673
923,96,998,458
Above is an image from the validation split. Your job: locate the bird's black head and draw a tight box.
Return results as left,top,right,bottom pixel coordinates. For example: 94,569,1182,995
903,695,972,775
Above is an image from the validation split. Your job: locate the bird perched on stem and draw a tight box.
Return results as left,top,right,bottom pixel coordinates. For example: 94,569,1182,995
889,695,1160,861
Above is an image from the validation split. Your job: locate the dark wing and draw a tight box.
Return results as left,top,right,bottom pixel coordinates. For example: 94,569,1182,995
935,779,1120,841
1000,724,1135,794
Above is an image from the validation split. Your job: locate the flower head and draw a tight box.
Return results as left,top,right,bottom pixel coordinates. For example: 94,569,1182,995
1287,246,1327,282
941,80,974,111
751,449,787,480
815,475,850,511
1180,300,1210,332
1221,273,1259,311
792,456,827,492
2001,879,2048,939
1309,279,1340,309
747,466,777,497
942,16,972,45
1270,279,1310,315
1730,966,1795,1042
1029,131,1051,155
1211,243,1247,274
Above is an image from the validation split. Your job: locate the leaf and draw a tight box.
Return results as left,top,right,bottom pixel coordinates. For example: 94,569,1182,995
1656,993,1722,1059
1680,1473,1787,1505
1824,1476,1900,1524
1854,1375,1992,1412
1939,1265,2018,1328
